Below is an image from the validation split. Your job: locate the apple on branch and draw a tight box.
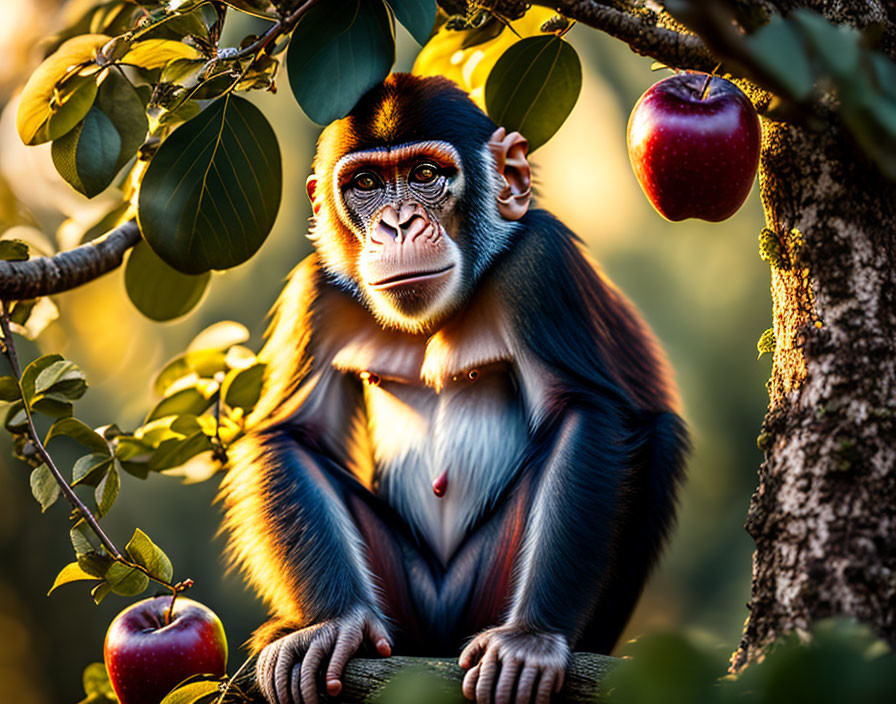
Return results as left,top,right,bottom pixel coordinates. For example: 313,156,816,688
627,73,761,222
104,596,228,704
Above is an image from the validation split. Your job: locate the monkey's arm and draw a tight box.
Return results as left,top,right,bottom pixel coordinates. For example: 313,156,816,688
460,213,688,704
223,402,392,704
220,260,391,704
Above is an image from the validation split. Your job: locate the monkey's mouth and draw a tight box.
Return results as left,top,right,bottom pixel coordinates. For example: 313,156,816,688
367,264,455,290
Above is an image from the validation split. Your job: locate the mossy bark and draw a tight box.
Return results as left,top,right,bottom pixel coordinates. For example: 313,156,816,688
733,108,896,668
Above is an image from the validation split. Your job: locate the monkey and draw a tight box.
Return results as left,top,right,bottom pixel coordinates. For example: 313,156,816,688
219,73,688,704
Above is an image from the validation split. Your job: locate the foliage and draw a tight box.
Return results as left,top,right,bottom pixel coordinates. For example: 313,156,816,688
601,619,896,704
6,1,896,700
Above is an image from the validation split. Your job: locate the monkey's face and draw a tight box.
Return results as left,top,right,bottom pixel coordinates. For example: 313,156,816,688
330,141,467,332
306,74,533,334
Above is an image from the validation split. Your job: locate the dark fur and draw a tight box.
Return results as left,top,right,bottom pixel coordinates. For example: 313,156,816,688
219,76,688,661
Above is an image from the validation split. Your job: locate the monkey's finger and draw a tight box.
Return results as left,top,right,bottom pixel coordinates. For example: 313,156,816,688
274,640,299,704
256,646,278,704
494,657,520,704
459,634,487,669
325,628,362,695
299,638,327,704
365,619,392,657
462,663,481,701
289,664,302,704
475,648,500,704
534,671,556,704
554,666,566,694
514,666,538,704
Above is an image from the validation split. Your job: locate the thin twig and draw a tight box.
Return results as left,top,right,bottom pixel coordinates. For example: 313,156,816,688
0,301,123,559
231,0,325,61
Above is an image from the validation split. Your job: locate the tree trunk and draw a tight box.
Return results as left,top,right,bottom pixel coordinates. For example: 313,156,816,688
733,107,896,667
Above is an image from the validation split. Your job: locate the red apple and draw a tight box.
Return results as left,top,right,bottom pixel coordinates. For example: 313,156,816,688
627,73,761,222
104,596,227,704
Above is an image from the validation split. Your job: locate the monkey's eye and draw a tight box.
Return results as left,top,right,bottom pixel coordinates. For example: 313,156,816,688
410,162,440,184
351,171,381,191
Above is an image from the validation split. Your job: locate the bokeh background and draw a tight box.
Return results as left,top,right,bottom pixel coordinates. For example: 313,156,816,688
0,3,770,701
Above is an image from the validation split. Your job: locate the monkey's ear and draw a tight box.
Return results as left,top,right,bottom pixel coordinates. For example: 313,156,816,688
306,174,321,215
488,127,531,221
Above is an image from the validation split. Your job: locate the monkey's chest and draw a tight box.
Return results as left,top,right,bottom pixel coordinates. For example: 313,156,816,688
362,365,528,564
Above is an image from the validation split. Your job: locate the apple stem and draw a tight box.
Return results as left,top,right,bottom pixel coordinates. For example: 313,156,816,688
699,73,713,100
165,591,178,625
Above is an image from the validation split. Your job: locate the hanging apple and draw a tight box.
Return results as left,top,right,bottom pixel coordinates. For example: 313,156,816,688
104,596,228,704
627,73,761,222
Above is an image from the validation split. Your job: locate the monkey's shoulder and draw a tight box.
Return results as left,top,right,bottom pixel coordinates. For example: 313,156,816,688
491,209,681,414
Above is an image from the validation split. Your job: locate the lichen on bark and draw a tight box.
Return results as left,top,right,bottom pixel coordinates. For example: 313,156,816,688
734,111,896,669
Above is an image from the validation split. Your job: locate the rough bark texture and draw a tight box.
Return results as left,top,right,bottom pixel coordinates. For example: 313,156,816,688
0,220,140,300
222,653,617,703
731,94,896,670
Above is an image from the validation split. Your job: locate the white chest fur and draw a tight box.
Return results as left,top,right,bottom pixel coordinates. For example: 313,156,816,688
321,286,553,564
364,366,528,564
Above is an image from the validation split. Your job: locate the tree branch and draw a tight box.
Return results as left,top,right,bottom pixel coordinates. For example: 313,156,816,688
0,220,140,300
222,652,618,703
536,1,720,72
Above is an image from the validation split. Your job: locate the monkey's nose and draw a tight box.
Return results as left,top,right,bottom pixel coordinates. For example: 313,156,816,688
375,205,427,243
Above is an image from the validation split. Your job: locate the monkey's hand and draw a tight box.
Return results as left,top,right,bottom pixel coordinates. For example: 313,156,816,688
459,624,570,704
255,608,392,704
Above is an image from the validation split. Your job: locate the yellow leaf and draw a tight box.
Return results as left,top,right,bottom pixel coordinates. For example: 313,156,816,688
121,40,203,70
48,561,99,595
412,9,556,110
16,34,110,145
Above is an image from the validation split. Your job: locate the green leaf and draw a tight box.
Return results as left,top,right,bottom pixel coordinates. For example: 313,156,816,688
71,520,96,557
746,16,814,101
221,0,277,17
46,418,110,454
0,239,29,261
106,561,149,596
0,376,19,402
30,464,60,512
48,562,100,595
149,431,214,471
21,353,64,403
82,662,115,699
16,34,109,145
146,387,213,423
7,297,59,341
34,359,87,399
792,9,860,80
138,94,282,274
73,452,113,487
387,0,437,45
95,70,150,172
757,328,776,359
2,400,27,431
30,396,75,418
78,551,114,579
91,581,113,604
189,321,250,352
121,39,203,70
160,680,222,704
221,362,265,411
125,528,173,583
125,240,211,321
485,35,582,151
152,349,227,396
286,0,395,124
52,106,121,197
94,462,120,516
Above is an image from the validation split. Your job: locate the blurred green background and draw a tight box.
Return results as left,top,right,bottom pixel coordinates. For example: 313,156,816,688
0,4,770,702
